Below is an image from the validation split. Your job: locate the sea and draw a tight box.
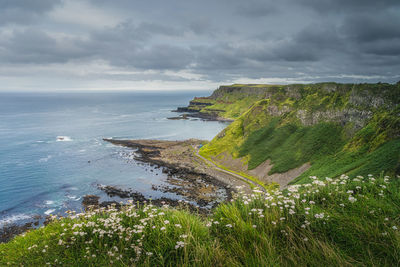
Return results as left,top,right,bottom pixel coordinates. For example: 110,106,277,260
0,91,228,227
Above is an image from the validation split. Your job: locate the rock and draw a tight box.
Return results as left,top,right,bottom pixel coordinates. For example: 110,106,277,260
82,195,100,210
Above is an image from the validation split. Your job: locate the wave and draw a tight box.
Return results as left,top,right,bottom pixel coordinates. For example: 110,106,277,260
0,213,31,227
44,209,55,215
56,136,73,142
66,195,80,201
44,200,55,205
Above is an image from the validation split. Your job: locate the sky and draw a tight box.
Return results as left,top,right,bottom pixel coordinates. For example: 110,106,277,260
0,0,399,91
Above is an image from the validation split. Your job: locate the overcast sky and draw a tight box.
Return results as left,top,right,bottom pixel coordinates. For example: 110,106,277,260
0,0,399,91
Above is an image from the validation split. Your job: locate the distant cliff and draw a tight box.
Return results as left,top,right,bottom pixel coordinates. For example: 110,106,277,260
178,83,399,123
194,82,400,185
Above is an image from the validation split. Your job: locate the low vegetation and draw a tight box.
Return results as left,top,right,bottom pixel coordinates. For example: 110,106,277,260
1,174,399,266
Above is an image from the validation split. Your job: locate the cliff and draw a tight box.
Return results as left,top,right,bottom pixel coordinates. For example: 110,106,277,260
198,82,400,185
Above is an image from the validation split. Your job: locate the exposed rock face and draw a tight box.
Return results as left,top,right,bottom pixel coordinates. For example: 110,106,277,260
296,109,373,129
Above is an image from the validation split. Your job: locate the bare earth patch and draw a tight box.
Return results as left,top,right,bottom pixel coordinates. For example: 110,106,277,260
213,152,310,188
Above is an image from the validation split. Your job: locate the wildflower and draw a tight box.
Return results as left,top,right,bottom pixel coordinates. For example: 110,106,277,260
348,196,357,203
160,227,166,231
146,252,153,256
175,224,182,228
303,237,308,241
252,225,257,228
175,241,185,249
392,226,398,230
164,220,170,224
226,224,233,228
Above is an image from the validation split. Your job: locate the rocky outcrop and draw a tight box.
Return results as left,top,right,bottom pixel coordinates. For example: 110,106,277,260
209,85,276,99
296,108,373,129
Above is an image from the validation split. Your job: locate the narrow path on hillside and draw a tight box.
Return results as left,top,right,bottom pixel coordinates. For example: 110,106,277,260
194,148,266,192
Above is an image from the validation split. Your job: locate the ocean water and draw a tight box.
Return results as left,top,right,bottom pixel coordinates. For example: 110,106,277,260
0,91,228,226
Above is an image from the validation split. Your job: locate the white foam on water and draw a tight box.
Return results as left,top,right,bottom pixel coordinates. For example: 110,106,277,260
66,195,80,201
0,213,31,227
44,209,55,215
44,200,55,205
38,155,52,162
56,136,73,142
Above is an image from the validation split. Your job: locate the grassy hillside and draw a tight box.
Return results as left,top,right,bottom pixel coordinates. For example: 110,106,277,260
200,82,400,184
186,84,284,119
1,174,399,266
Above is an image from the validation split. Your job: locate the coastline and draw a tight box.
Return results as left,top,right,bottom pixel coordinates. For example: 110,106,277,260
103,138,252,194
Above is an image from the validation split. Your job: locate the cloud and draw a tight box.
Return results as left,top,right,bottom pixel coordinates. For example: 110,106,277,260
236,1,277,18
0,0,400,90
299,0,400,13
0,28,89,64
341,13,400,43
0,0,62,25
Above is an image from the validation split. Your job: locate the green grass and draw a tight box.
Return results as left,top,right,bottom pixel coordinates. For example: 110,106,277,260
2,174,400,266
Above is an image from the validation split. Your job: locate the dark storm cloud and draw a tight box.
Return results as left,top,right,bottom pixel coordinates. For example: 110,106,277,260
0,0,62,25
341,13,400,45
0,0,399,89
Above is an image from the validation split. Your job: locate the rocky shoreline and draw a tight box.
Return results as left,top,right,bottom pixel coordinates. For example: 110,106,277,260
102,139,238,206
170,108,233,122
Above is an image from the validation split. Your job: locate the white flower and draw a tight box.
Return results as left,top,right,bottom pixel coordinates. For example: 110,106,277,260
175,241,185,249
226,224,233,228
392,226,398,230
348,196,357,203
252,225,257,228
164,220,170,224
